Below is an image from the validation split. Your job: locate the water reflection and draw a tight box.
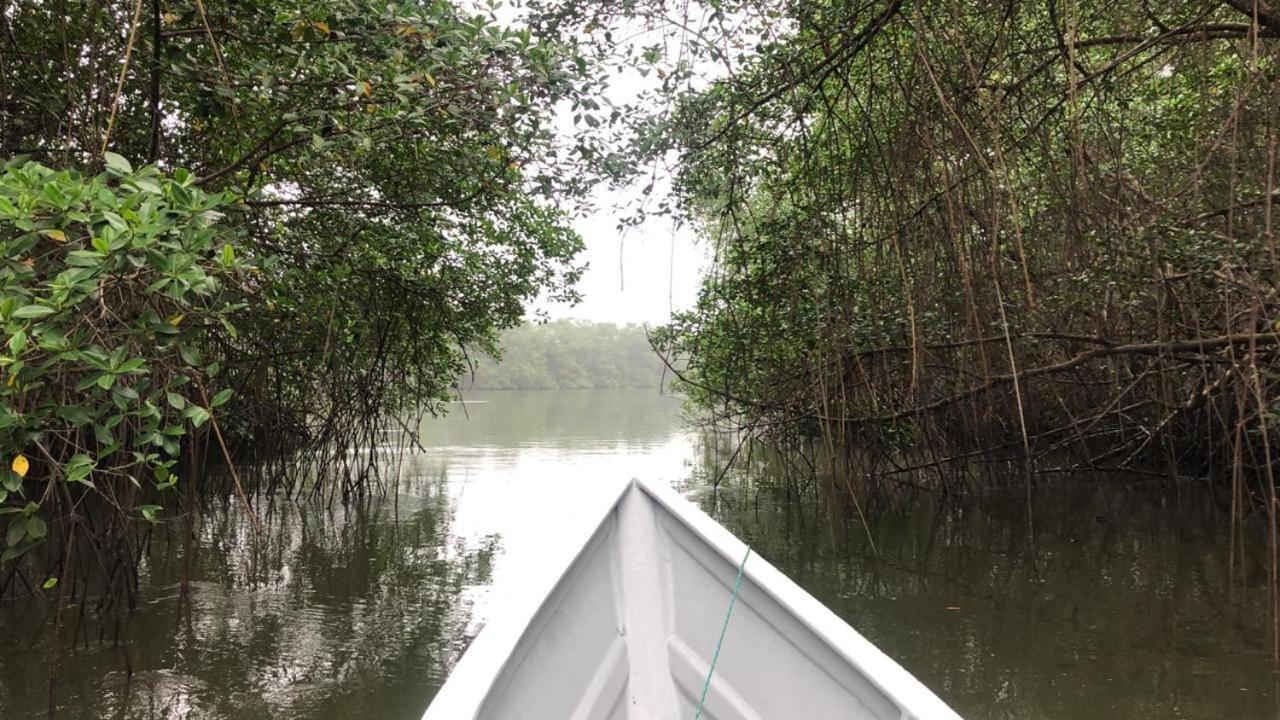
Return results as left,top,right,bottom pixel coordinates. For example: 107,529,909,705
425,388,688,448
0,475,491,719
684,441,1280,719
0,389,693,719
0,389,1273,719
412,389,696,611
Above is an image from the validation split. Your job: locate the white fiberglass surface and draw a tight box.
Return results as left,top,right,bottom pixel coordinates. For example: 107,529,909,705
438,480,958,720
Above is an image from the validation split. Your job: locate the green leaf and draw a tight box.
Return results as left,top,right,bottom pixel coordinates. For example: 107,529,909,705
42,576,58,590
137,504,161,523
8,329,27,354
134,178,163,194
93,423,114,447
43,184,66,207
65,453,95,487
56,405,92,426
183,405,211,428
6,517,26,546
166,392,186,410
12,304,55,319
101,211,127,233
103,152,133,175
179,345,202,366
76,373,104,391
210,388,234,407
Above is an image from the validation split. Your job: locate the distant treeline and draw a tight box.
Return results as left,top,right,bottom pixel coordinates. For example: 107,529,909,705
461,320,665,390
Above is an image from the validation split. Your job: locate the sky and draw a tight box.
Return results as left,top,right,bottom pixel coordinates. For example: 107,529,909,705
515,10,722,328
540,186,706,326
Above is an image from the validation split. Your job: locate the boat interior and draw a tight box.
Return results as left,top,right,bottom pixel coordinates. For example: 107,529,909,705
469,481,938,720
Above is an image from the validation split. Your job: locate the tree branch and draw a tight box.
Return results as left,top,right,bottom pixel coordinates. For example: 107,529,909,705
1220,0,1280,31
834,332,1280,424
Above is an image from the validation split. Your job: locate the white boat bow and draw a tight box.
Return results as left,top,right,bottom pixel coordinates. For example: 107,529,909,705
425,477,963,720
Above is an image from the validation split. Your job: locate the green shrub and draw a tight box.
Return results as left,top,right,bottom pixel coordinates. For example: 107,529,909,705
0,156,246,559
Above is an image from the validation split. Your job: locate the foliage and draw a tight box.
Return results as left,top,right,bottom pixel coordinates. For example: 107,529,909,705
0,0,599,607
462,319,666,390
632,1,1280,494
0,157,246,560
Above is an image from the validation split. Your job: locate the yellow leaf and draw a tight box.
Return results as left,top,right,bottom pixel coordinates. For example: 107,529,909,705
11,454,29,478
424,72,436,87
5,372,16,387
313,20,330,35
162,11,178,25
40,229,67,243
358,80,372,97
168,313,185,326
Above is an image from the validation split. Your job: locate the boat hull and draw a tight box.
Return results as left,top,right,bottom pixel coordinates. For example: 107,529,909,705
424,478,962,720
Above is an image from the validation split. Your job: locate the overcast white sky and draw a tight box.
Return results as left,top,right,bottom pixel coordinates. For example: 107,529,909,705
537,75,712,326
540,188,705,325
502,4,732,327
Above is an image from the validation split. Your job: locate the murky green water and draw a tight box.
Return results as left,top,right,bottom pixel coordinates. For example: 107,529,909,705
0,389,1274,718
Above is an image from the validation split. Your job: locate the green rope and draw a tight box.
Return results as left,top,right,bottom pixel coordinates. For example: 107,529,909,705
694,546,751,720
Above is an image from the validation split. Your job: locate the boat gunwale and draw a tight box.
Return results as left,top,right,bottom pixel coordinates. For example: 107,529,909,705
423,478,638,720
423,476,963,720
639,478,962,720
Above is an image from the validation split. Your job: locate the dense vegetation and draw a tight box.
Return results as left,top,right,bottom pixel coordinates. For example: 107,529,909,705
609,0,1279,653
0,0,619,677
461,319,666,389
627,2,1280,498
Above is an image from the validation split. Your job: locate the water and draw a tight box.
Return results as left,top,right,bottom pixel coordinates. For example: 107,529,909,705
0,389,1274,718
